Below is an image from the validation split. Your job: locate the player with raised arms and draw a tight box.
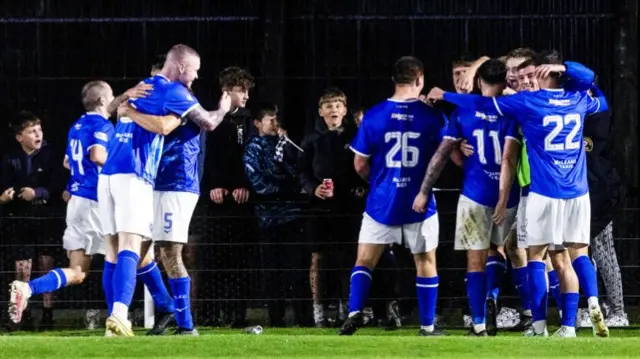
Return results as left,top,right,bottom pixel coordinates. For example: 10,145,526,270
426,54,609,337
7,81,150,325
339,56,446,336
413,59,520,336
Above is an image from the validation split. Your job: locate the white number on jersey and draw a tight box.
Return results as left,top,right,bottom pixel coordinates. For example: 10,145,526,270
384,131,420,168
70,139,85,176
472,129,502,165
543,114,581,151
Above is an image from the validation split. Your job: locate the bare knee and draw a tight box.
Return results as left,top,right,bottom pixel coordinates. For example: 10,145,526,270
566,243,589,261
159,242,187,278
414,250,437,278
355,244,385,269
467,250,487,272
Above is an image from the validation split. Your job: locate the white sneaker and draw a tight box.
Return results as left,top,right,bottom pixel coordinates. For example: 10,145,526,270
605,313,629,328
496,307,521,329
85,309,101,330
463,315,473,328
576,309,592,328
552,326,577,338
589,305,609,337
8,281,32,324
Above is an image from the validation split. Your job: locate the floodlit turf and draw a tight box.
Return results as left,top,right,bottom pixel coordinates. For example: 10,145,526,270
1,328,639,358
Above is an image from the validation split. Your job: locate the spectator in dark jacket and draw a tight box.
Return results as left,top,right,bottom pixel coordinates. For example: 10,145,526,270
583,99,628,327
200,66,256,327
244,103,308,326
298,87,367,327
0,111,65,329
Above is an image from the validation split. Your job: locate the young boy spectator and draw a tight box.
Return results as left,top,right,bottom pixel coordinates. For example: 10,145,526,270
244,103,307,326
298,88,366,327
0,111,64,330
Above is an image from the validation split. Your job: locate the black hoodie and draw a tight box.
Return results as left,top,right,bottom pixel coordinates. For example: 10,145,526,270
297,117,365,208
584,109,625,235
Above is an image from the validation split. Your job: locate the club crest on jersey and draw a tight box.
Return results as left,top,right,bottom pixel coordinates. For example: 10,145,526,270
475,111,497,122
584,137,593,152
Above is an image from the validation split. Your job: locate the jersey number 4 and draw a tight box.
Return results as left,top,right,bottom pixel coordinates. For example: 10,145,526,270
543,114,581,151
385,131,420,168
69,139,85,176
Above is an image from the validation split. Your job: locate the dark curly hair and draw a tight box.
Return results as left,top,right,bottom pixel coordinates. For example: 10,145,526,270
219,66,255,91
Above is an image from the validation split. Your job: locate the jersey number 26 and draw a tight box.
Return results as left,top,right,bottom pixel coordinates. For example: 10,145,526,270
385,131,420,168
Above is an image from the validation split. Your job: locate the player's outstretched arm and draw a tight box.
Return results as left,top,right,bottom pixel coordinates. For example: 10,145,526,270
184,92,231,132
121,105,180,135
493,138,520,225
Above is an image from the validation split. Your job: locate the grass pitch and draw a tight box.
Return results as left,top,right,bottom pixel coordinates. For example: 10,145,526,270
1,327,639,358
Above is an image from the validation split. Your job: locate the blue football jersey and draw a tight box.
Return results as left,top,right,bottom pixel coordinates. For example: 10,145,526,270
154,121,202,194
65,112,114,201
101,75,198,184
350,99,447,226
445,108,520,208
444,89,604,199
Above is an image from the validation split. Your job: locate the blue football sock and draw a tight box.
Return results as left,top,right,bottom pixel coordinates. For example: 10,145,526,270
113,250,140,308
466,272,486,325
547,269,564,311
137,261,175,313
485,254,506,301
347,266,373,313
417,276,439,326
511,266,531,312
29,268,67,296
102,261,116,315
562,292,579,327
168,277,193,330
573,255,599,300
527,261,548,322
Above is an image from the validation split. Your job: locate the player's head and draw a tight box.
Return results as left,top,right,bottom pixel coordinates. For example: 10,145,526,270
150,55,166,76
219,66,255,110
452,55,473,93
537,49,564,89
505,47,535,90
253,102,279,136
352,106,366,127
81,80,114,114
166,44,201,89
318,87,347,130
516,58,539,92
476,59,507,96
12,110,43,152
392,56,424,96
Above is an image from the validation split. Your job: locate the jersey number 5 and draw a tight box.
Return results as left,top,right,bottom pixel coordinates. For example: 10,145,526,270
385,131,420,168
543,114,581,151
69,139,85,176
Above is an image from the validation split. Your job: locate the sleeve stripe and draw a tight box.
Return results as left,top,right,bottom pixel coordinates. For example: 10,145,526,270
443,136,460,141
505,136,521,144
87,144,107,152
594,98,601,113
349,146,370,158
180,103,200,118
492,97,504,116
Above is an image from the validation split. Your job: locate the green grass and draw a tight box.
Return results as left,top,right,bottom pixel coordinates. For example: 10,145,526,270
1,328,639,358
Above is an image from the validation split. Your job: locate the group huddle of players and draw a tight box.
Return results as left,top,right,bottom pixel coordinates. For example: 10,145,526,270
5,43,611,339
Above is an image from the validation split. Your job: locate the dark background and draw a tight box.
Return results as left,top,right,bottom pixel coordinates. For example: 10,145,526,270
0,0,638,317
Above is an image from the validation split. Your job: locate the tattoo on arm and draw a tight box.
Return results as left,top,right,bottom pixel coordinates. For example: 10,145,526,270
185,105,224,132
419,139,456,194
106,93,130,116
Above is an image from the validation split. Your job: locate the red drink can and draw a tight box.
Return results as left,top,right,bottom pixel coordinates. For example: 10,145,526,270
322,178,334,198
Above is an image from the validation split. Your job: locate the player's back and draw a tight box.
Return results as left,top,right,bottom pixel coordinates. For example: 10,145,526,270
353,99,446,226
101,75,174,184
517,89,598,199
66,113,114,201
448,108,519,208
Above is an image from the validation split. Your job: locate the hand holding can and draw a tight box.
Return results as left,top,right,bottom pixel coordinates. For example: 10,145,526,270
322,178,334,198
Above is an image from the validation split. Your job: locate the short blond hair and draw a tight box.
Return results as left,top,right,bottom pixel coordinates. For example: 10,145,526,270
318,87,347,107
